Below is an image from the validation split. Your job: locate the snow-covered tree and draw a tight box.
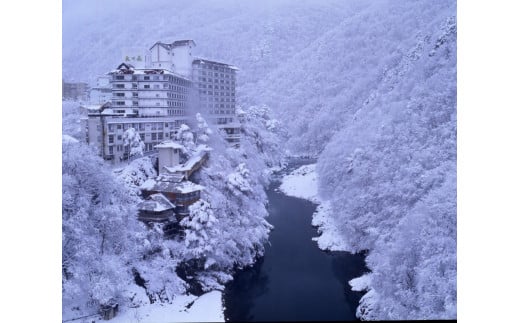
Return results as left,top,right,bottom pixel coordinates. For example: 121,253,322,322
62,140,143,314
181,200,219,266
195,113,213,143
123,127,145,158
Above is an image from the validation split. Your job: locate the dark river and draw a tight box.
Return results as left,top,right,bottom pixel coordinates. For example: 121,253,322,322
223,169,367,322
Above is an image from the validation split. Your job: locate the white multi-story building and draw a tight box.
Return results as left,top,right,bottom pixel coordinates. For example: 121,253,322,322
192,58,241,144
84,39,241,162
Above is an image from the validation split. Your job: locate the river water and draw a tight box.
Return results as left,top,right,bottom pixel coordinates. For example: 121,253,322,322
223,170,367,322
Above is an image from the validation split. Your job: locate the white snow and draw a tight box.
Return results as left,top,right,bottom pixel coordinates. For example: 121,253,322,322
68,291,224,323
311,201,349,251
62,134,79,144
279,164,320,203
175,181,205,194
279,164,348,251
155,141,184,150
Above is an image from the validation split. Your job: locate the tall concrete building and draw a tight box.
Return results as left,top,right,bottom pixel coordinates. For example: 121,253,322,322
84,39,241,162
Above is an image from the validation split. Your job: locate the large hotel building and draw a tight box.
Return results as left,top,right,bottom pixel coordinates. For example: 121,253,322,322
84,40,241,162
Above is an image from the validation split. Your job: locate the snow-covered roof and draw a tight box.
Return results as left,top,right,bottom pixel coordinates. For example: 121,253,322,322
140,177,204,194
109,65,191,81
149,40,196,51
192,58,239,71
137,193,175,212
62,134,79,144
173,181,205,194
172,40,196,47
150,41,172,51
155,141,184,150
84,104,105,111
164,148,209,173
140,178,156,190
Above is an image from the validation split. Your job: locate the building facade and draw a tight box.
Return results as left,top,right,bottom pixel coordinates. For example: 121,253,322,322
84,39,241,162
191,59,241,144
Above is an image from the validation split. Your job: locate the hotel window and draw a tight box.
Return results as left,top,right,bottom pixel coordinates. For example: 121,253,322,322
132,83,137,89
108,124,115,132
115,84,124,88
117,124,122,130
132,92,138,97
108,135,114,144
151,133,157,140
158,133,163,140
144,76,150,80
115,92,124,97
108,146,114,154
144,85,150,89
115,75,124,80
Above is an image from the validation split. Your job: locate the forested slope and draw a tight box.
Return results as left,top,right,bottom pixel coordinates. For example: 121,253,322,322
63,0,456,319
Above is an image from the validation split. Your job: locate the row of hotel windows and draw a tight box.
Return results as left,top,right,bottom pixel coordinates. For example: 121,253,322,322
202,103,235,109
114,92,186,99
197,70,234,78
208,109,234,115
197,77,234,84
108,131,171,144
198,84,233,90
114,101,186,107
108,141,165,155
199,90,235,97
113,74,190,85
201,96,235,102
216,117,234,124
107,121,183,132
114,83,189,92
195,64,234,72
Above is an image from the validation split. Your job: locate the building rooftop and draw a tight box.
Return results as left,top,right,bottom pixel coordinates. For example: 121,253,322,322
192,58,239,70
137,193,175,212
140,178,204,194
163,146,210,173
108,64,192,82
150,40,196,51
155,141,185,150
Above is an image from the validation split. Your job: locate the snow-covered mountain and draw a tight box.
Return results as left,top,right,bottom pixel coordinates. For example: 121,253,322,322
63,0,456,319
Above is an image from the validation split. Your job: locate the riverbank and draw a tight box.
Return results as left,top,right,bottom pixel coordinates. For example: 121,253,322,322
223,163,366,321
278,163,349,251
65,290,223,323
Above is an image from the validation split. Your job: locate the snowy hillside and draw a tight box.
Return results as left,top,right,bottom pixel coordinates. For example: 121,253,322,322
63,0,456,320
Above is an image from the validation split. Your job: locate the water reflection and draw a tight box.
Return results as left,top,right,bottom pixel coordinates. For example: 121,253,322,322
223,257,269,321
224,169,367,322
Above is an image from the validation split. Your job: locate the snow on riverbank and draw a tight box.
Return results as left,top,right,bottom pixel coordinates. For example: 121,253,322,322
278,164,320,203
279,164,348,251
111,291,224,323
67,291,224,323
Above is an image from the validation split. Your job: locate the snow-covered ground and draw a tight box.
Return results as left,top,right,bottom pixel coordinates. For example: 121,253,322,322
67,291,224,323
279,164,347,251
278,164,320,203
111,291,223,323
